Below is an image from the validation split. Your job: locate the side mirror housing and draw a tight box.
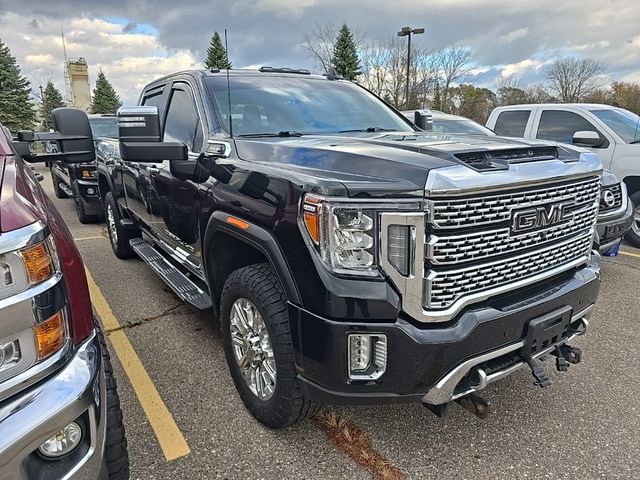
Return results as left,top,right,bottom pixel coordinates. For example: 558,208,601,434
414,110,433,131
117,106,187,163
572,130,605,147
117,106,161,142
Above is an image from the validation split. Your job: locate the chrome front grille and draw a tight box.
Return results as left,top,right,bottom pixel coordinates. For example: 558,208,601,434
423,174,600,315
599,183,623,213
425,233,593,309
428,204,598,265
429,176,600,229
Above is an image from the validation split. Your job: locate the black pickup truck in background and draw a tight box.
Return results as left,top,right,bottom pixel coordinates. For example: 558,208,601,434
49,114,117,223
53,68,603,428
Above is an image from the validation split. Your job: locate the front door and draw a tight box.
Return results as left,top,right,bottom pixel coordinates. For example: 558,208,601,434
145,83,206,276
535,109,615,169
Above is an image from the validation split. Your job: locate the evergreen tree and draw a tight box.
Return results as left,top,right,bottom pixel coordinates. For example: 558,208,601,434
40,81,65,129
90,70,122,114
331,24,360,81
0,39,36,132
204,32,232,69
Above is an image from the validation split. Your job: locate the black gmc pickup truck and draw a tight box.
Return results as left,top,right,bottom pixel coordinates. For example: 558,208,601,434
54,68,603,428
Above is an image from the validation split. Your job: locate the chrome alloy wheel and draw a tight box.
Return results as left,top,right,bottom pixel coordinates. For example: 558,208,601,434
633,204,640,237
106,203,118,246
230,298,276,401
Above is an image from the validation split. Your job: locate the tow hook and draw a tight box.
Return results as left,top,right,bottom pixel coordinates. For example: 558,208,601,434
526,343,583,388
422,393,490,419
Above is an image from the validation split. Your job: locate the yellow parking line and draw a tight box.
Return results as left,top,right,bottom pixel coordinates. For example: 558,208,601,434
85,268,191,462
620,250,640,259
74,235,107,242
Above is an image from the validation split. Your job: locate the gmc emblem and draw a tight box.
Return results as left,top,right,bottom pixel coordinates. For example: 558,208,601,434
511,202,573,233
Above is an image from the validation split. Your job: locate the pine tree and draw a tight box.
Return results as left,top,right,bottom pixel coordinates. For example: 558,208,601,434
204,32,232,70
90,70,122,114
331,24,360,81
0,39,36,132
40,81,65,129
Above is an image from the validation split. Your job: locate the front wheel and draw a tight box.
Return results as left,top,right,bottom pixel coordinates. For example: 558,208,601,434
72,181,100,224
625,191,640,248
104,192,138,259
220,264,321,428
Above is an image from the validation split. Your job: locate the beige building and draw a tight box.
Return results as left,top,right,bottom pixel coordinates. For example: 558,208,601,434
68,58,91,110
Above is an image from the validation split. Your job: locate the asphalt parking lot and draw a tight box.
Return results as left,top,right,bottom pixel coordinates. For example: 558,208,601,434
39,164,640,480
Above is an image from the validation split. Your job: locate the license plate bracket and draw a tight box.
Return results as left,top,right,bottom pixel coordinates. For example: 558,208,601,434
522,306,573,359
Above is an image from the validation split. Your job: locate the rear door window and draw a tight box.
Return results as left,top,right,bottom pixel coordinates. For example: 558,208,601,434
536,110,607,145
493,110,531,137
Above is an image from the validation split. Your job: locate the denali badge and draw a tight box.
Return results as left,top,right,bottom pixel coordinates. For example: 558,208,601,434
511,202,573,233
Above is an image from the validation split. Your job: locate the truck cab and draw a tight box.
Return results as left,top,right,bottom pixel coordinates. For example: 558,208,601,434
487,104,640,246
85,69,603,428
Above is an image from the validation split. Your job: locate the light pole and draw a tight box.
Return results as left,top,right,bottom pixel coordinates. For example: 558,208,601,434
397,26,424,108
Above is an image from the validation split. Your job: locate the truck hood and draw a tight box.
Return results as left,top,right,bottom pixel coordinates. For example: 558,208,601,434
234,132,568,197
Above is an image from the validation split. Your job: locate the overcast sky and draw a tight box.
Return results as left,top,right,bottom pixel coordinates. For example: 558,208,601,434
1,0,639,104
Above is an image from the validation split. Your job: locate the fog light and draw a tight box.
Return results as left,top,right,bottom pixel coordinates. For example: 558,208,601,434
86,187,96,195
348,334,387,380
38,422,82,458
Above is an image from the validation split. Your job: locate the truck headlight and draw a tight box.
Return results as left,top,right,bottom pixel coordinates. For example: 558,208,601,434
0,237,57,301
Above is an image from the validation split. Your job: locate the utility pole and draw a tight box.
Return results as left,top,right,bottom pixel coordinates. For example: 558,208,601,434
397,26,424,109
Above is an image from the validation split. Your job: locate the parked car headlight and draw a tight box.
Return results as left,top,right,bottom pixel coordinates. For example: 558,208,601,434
0,237,57,301
300,195,421,276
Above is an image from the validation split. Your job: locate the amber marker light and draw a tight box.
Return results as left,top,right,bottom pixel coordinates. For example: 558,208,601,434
226,216,250,230
20,242,53,284
302,196,322,245
34,311,66,360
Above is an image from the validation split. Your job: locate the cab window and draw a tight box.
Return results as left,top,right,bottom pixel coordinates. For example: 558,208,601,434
493,110,530,137
163,86,204,152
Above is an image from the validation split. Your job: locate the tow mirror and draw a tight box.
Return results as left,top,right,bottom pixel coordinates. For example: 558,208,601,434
414,110,433,131
117,106,187,162
14,108,96,164
572,130,605,147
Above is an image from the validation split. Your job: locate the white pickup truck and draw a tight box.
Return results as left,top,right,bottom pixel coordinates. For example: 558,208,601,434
487,103,640,247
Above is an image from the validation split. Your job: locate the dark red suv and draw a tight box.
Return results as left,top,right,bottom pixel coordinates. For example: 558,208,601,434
0,119,128,479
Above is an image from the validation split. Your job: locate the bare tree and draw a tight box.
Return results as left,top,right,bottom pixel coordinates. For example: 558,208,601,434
435,45,472,112
543,57,606,102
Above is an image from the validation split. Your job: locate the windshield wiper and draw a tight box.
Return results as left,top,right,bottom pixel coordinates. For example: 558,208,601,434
237,130,304,138
338,127,394,133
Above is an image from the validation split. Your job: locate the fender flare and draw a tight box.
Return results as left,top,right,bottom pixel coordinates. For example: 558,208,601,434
202,211,301,305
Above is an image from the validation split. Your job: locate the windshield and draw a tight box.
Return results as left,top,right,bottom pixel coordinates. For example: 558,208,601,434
591,108,640,143
89,117,118,139
433,118,495,136
205,75,413,136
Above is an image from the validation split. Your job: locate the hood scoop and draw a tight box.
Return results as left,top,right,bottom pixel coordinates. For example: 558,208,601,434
453,146,559,172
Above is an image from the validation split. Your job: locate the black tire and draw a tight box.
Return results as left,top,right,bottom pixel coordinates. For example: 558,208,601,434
72,180,99,224
220,263,321,429
96,324,130,480
625,191,640,248
50,168,69,199
104,191,138,259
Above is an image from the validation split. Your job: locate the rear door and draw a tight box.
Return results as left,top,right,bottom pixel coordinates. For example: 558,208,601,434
144,81,207,276
533,108,615,169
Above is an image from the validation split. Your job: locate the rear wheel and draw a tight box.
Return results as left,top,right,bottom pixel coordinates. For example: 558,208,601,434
220,264,321,428
50,168,68,199
104,192,138,259
625,191,640,248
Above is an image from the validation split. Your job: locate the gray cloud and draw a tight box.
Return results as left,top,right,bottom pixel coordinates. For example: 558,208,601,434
1,0,639,93
122,21,137,33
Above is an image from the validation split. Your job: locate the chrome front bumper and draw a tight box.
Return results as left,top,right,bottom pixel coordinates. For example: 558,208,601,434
421,305,593,406
0,332,107,480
